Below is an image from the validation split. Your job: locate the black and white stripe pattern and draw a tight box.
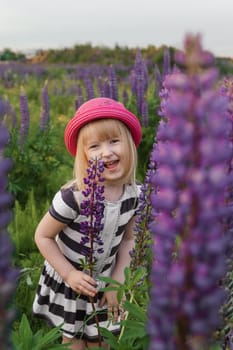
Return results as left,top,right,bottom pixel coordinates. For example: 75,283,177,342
33,184,140,341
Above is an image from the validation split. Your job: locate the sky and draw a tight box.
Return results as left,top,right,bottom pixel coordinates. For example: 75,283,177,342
1,0,233,58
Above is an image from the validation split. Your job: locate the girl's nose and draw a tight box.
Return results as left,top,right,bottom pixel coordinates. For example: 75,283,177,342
101,143,112,157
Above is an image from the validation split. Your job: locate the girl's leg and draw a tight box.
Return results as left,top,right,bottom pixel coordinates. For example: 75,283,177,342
86,341,109,349
62,335,86,350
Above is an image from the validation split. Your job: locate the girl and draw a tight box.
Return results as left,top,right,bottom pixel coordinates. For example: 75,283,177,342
33,97,142,349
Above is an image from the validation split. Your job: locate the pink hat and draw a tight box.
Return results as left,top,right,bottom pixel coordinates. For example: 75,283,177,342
64,97,142,156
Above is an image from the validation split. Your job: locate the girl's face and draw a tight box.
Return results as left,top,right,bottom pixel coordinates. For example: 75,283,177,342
83,121,128,185
85,134,125,185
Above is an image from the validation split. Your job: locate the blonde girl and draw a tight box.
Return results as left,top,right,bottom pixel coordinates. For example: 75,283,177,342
33,97,142,349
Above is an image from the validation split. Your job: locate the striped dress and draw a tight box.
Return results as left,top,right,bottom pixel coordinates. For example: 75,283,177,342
33,183,140,342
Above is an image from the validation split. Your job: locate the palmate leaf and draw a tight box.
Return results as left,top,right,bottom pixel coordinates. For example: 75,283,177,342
120,318,149,350
15,313,33,350
99,327,129,350
99,327,119,349
97,275,125,303
12,314,70,349
33,325,67,349
117,300,149,350
97,275,122,287
130,267,147,286
124,300,147,323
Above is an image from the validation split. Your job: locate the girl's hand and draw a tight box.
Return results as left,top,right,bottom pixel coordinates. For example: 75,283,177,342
66,270,97,297
99,290,125,323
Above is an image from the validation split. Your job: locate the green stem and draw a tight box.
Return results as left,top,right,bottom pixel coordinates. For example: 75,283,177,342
89,296,102,347
118,292,134,341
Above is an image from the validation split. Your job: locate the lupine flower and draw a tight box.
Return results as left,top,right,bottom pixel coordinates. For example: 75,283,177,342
79,157,105,347
0,124,19,349
218,78,233,348
122,89,129,106
84,77,95,100
130,141,157,273
135,51,148,113
79,158,105,276
103,80,111,98
154,47,172,95
40,80,50,131
141,98,149,127
97,77,105,97
108,65,118,101
19,86,30,145
130,50,149,126
163,47,172,76
147,34,233,350
75,84,84,110
0,97,16,129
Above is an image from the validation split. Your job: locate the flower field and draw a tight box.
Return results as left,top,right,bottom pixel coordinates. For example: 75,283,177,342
1,34,233,349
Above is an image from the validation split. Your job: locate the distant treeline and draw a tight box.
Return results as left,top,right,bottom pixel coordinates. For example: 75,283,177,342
1,44,233,76
29,43,176,66
0,44,175,66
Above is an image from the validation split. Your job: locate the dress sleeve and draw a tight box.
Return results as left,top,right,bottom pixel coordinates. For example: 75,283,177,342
49,187,80,224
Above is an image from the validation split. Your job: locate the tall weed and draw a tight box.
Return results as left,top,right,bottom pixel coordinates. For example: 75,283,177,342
10,190,49,256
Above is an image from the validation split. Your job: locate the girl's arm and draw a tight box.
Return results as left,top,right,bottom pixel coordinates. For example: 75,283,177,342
35,211,97,297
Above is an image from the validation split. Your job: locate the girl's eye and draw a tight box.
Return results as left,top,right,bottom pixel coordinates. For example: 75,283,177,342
89,144,98,149
111,138,120,144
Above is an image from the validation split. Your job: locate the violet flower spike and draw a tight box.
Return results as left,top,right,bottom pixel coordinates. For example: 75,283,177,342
19,86,30,145
147,34,233,350
40,80,50,131
108,65,119,101
0,124,19,349
130,140,157,273
79,157,105,276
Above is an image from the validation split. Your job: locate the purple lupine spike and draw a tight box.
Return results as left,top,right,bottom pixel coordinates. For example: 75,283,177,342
163,47,172,76
103,80,111,98
0,97,13,127
154,64,163,95
0,124,19,349
154,48,172,97
19,86,30,145
0,97,5,123
218,77,233,347
84,77,95,100
131,50,149,125
122,89,129,106
75,84,84,110
108,65,118,101
79,158,105,276
147,34,233,350
130,140,157,273
97,77,105,97
141,98,149,127
40,80,50,131
129,70,136,96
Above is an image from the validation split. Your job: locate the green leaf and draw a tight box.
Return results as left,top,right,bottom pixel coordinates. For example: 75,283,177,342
124,267,131,285
18,314,33,350
131,267,147,286
34,325,63,348
99,327,119,349
97,276,122,287
26,274,33,286
124,300,147,322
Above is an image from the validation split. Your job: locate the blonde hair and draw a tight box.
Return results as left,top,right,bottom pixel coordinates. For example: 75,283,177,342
73,119,138,190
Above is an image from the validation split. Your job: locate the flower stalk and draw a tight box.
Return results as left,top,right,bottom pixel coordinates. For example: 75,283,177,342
80,157,105,346
147,34,233,350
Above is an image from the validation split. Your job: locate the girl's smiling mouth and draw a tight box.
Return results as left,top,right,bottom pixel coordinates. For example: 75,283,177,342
104,160,119,169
